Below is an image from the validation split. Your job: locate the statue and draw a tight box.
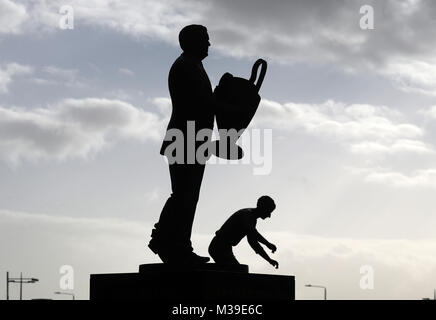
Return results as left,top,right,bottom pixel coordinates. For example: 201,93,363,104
148,24,271,268
148,25,213,265
208,196,279,269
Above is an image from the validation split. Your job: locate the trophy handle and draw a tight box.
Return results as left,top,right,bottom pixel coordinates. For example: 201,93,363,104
249,59,267,92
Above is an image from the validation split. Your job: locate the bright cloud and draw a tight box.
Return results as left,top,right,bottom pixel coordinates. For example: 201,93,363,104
0,98,164,164
256,99,429,155
419,105,436,119
0,0,28,34
0,63,33,94
362,168,436,188
350,139,434,155
382,59,436,96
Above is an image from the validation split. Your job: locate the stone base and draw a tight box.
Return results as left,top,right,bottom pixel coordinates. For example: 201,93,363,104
90,263,294,301
139,263,249,274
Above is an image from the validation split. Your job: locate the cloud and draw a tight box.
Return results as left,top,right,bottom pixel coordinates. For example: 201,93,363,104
30,66,83,87
382,58,436,96
263,232,436,300
419,105,436,119
119,68,134,76
1,209,436,300
350,139,434,155
151,97,172,117
43,66,78,79
22,0,198,39
256,99,429,155
145,187,161,202
0,0,28,34
256,99,436,187
0,98,165,164
358,168,436,188
0,63,33,94
15,0,436,95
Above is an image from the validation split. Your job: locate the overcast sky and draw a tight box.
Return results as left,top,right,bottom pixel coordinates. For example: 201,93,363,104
1,0,436,300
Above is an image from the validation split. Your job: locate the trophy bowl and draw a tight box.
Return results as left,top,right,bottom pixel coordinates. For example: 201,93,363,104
212,59,267,160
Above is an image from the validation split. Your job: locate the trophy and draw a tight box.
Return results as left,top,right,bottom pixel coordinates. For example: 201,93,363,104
212,59,267,160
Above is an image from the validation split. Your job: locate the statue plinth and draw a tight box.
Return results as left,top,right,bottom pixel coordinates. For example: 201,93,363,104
138,263,249,274
90,263,294,301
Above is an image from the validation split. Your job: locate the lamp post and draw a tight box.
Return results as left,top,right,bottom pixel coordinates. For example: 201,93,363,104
6,272,39,300
305,284,327,300
54,291,75,300
422,289,436,300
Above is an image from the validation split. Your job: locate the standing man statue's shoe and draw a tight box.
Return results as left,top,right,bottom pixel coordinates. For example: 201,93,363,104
148,25,214,265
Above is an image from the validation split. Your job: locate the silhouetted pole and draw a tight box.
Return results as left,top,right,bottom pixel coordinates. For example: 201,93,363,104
305,284,327,300
422,290,436,300
6,271,9,300
20,272,23,300
7,273,39,300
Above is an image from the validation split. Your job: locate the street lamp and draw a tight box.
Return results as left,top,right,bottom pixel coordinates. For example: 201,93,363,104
422,289,436,300
305,284,327,300
54,291,75,300
6,272,39,300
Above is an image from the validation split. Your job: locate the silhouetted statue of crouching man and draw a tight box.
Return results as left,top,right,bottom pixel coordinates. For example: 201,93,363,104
209,196,279,269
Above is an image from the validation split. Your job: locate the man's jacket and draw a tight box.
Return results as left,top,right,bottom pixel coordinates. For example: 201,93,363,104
160,53,215,157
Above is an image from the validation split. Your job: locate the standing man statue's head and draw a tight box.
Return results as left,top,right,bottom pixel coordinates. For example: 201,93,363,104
179,24,210,61
256,195,276,220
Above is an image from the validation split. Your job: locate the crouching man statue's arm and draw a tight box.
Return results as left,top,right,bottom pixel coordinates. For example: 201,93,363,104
253,229,277,253
247,232,279,269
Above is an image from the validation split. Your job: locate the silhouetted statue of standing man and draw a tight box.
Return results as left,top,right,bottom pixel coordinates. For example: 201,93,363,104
209,196,279,269
148,25,213,265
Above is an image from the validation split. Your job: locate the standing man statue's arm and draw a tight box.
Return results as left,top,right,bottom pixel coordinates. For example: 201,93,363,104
247,232,279,269
169,63,198,121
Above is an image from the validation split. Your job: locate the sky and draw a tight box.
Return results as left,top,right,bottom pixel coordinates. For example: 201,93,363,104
1,0,436,300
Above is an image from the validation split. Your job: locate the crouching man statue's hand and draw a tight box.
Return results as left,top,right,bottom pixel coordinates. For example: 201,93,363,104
268,243,277,253
269,258,279,269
